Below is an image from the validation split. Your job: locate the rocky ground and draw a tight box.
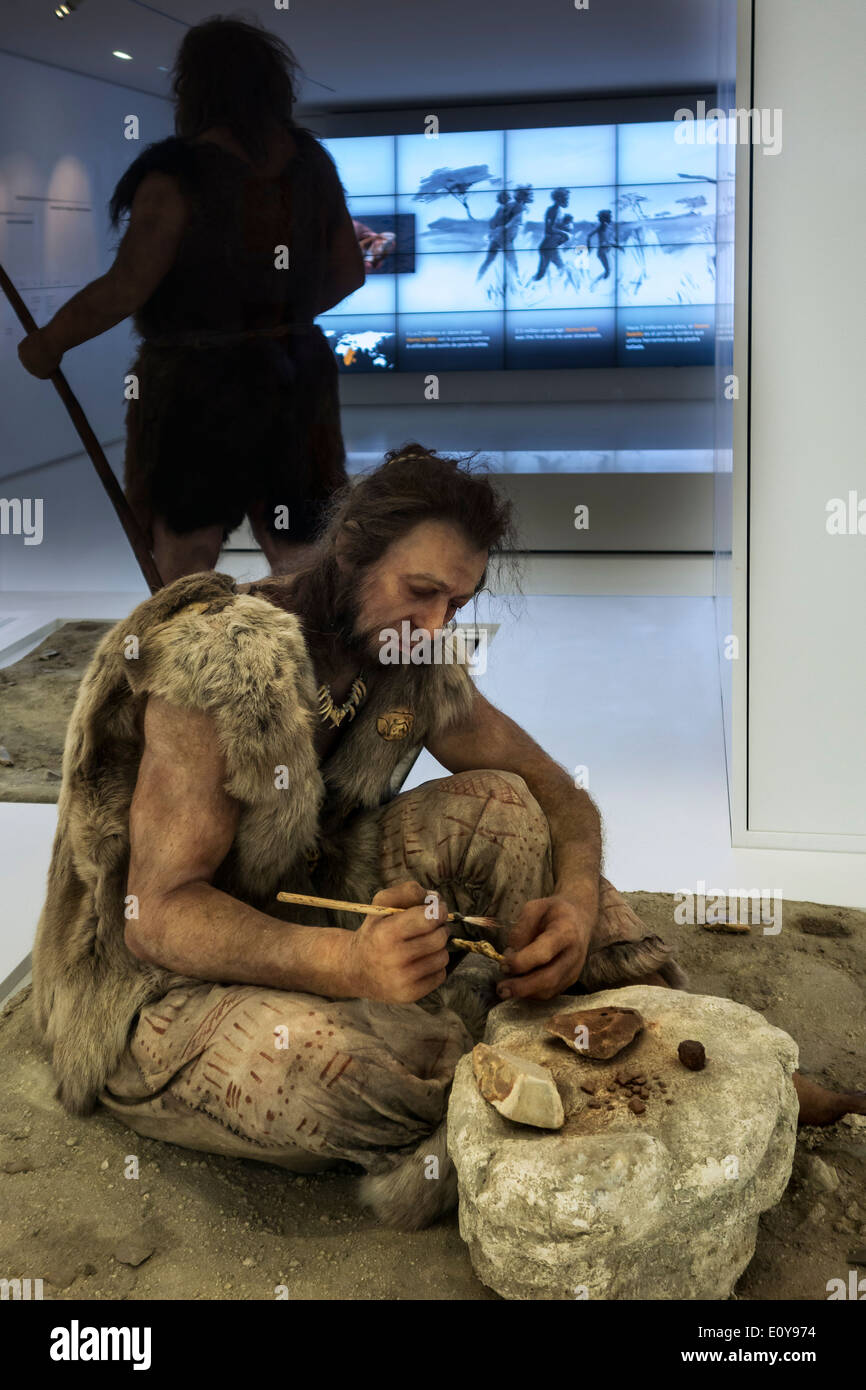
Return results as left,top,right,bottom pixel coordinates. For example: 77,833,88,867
1,893,863,1302
0,622,113,803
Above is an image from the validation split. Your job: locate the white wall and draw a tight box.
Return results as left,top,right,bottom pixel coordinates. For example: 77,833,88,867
734,0,866,851
0,50,172,595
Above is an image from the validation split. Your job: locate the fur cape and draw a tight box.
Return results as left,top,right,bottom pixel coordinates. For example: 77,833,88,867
31,571,477,1116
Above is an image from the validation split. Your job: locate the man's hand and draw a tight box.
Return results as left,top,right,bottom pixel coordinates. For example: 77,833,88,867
497,895,594,1001
345,881,451,1003
18,329,62,379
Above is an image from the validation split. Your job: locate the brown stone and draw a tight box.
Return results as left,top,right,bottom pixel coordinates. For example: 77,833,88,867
580,1083,596,1095
678,1040,707,1071
546,1007,644,1061
628,1099,646,1114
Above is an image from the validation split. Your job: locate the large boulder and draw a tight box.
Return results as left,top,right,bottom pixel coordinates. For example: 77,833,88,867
447,986,799,1300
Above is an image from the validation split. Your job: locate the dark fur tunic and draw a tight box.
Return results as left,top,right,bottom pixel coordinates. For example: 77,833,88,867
110,130,350,543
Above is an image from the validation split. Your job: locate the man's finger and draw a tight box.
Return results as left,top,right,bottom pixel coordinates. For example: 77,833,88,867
403,926,450,961
371,881,427,911
504,930,560,976
408,948,450,980
506,899,549,952
498,957,571,1000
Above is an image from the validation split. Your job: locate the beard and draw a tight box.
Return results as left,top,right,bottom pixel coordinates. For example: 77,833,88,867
330,569,385,666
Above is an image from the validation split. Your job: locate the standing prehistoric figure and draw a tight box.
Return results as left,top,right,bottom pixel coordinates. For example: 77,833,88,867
18,18,364,581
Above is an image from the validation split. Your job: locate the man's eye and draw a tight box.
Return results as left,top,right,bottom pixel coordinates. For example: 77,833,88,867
410,588,438,600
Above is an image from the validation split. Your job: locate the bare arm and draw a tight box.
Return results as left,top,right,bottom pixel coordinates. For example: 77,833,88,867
41,171,190,356
126,695,451,1003
126,694,354,994
426,685,602,913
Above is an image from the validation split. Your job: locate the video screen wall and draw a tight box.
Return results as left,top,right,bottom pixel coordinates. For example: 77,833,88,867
316,120,717,372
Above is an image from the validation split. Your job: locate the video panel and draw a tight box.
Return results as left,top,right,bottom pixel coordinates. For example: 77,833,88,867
317,119,716,370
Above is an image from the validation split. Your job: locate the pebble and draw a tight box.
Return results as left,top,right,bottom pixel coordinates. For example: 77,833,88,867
804,1156,840,1193
628,1099,646,1114
114,1236,155,1267
677,1040,707,1071
65,1137,77,1147
242,1257,256,1268
587,1099,602,1109
100,1159,109,1171
0,745,13,766
580,1083,596,1095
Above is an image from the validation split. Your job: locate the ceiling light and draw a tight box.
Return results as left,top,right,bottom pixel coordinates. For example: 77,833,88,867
113,51,133,61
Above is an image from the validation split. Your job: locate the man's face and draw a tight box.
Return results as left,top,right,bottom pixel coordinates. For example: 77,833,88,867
342,520,489,665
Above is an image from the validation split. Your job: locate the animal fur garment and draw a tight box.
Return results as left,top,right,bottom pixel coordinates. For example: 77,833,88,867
31,572,477,1115
358,1119,457,1231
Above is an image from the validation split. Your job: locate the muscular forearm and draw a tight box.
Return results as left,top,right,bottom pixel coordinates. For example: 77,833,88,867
518,759,602,913
446,703,602,913
42,272,138,355
129,881,356,997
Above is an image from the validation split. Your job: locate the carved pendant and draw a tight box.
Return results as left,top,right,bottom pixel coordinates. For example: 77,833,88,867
376,707,415,741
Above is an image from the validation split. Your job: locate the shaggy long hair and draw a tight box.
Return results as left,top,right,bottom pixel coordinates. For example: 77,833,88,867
249,443,521,667
171,15,303,166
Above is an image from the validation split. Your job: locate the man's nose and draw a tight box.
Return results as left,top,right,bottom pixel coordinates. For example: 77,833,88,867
410,602,449,638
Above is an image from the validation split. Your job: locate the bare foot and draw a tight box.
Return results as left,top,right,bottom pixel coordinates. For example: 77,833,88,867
793,1072,866,1126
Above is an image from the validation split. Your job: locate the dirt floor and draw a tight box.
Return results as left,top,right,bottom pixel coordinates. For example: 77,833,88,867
1,894,864,1302
1,625,864,1299
0,622,114,803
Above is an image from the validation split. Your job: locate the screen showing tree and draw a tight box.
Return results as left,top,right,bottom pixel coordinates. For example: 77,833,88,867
316,120,717,371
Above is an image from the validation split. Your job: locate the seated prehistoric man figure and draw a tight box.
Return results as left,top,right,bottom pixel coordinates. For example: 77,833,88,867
31,445,864,1230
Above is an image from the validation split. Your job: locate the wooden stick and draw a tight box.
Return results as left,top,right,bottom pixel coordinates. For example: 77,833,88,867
277,889,483,925
1,262,164,595
275,890,505,962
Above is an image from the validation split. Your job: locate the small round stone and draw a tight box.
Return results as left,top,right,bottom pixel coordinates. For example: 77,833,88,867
678,1040,707,1071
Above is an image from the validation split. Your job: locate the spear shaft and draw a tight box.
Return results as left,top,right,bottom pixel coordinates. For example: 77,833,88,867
0,263,164,594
